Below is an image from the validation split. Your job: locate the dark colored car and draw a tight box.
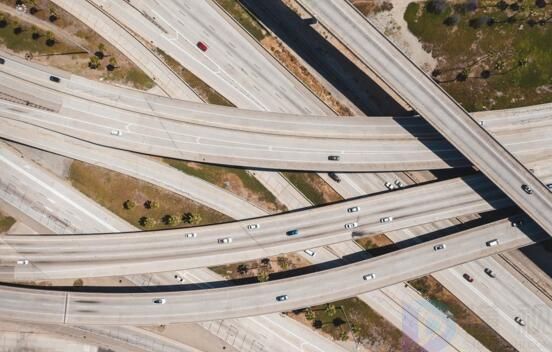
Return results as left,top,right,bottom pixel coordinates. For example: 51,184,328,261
286,229,299,236
328,172,341,183
49,75,60,83
463,273,474,283
484,268,496,278
197,41,208,52
328,155,340,161
0,57,5,64
521,184,533,194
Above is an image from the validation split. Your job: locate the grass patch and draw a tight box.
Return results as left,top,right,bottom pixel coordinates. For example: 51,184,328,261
104,67,154,90
404,0,552,110
164,159,286,213
68,160,231,230
282,172,342,205
155,48,233,106
213,0,267,41
290,298,424,351
409,276,516,352
0,212,15,233
0,12,79,54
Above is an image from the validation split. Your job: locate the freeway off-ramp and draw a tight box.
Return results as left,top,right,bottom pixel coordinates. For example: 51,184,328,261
0,218,545,325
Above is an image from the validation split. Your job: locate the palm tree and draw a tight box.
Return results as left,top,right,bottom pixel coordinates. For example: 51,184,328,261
325,304,337,317
31,25,39,40
89,55,101,69
96,43,106,59
257,269,269,282
27,0,39,15
185,212,202,225
12,20,22,35
139,216,156,228
163,214,179,226
48,5,58,22
107,56,118,71
123,199,136,210
45,31,55,47
305,308,314,320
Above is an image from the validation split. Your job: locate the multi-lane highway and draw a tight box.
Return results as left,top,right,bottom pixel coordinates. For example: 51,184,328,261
298,0,552,238
1,174,511,279
1,53,551,173
0,217,545,325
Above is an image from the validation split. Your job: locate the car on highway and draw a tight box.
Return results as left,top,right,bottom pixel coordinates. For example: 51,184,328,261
511,219,523,227
16,259,29,265
486,239,499,247
328,172,341,183
463,273,474,283
49,75,60,83
286,229,299,236
433,243,446,251
276,295,288,302
347,206,360,213
110,129,123,136
394,180,404,188
484,268,496,278
547,183,552,190
247,224,260,230
218,237,233,244
184,232,197,238
384,182,395,190
380,216,393,223
174,274,184,282
514,317,526,326
197,41,208,52
363,273,376,281
0,57,4,64
521,184,533,194
328,155,340,161
345,222,358,229
152,298,166,304
304,249,316,257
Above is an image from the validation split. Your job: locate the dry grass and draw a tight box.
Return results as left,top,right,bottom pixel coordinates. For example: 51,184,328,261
409,275,516,351
68,161,231,230
282,172,342,205
261,36,354,116
0,211,15,233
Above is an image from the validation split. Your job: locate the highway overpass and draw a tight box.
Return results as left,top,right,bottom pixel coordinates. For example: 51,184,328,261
297,0,552,237
0,218,545,325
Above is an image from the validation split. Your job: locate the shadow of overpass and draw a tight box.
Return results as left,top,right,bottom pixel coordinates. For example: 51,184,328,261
240,0,409,116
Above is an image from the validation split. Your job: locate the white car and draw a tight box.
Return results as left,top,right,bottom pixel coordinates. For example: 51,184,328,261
218,237,232,244
16,259,29,265
514,316,526,326
347,206,360,213
380,216,393,223
184,232,197,238
345,222,358,229
304,249,316,257
110,129,123,136
384,182,395,190
152,298,166,304
174,274,184,282
394,180,404,188
247,224,260,230
363,273,376,281
433,244,446,251
486,239,499,247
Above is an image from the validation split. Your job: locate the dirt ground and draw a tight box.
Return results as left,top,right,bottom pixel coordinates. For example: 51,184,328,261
0,0,153,90
261,35,353,116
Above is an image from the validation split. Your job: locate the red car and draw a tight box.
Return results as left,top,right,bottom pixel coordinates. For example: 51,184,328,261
197,41,208,52
463,273,474,283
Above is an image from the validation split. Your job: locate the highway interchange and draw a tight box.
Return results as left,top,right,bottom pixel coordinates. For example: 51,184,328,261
3,0,548,352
